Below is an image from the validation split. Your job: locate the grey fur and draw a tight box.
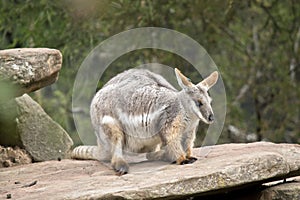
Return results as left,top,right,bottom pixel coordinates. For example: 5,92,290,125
72,68,218,175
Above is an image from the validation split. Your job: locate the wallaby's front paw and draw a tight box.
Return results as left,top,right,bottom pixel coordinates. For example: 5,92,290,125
179,159,196,165
173,155,197,165
112,159,129,176
187,156,197,162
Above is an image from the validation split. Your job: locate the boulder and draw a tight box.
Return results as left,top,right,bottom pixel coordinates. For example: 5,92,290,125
260,177,300,200
0,94,73,161
0,142,299,199
0,48,62,97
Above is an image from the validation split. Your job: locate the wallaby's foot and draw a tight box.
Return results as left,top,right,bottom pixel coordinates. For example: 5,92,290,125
112,158,129,176
172,155,197,165
172,159,196,165
187,156,197,162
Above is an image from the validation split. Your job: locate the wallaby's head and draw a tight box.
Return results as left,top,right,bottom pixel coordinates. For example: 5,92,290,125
175,68,218,124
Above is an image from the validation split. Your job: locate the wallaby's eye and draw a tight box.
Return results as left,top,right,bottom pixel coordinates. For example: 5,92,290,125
195,100,203,107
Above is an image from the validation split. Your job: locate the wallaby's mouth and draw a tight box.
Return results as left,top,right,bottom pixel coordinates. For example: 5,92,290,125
195,111,214,124
203,118,214,124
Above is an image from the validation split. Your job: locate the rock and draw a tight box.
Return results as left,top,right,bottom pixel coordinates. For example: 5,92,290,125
0,48,62,97
0,146,32,168
260,177,300,200
0,142,299,199
0,94,73,161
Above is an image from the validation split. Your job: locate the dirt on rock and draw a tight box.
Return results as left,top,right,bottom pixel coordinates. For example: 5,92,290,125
0,145,32,168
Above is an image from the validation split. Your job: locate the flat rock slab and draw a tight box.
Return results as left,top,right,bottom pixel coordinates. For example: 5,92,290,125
0,48,62,96
0,142,300,199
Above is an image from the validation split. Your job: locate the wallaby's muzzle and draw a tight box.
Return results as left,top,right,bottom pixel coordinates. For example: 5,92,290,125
208,114,214,122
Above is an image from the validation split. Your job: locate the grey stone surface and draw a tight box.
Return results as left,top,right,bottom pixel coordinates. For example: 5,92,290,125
0,48,62,96
0,142,299,199
260,177,300,200
0,94,73,161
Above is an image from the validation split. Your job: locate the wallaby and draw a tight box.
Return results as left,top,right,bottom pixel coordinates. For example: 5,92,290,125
72,68,218,175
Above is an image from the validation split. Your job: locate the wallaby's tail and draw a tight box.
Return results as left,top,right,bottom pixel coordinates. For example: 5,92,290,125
71,145,100,160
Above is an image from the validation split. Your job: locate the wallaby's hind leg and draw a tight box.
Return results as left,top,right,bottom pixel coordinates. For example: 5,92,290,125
103,123,129,175
111,138,129,175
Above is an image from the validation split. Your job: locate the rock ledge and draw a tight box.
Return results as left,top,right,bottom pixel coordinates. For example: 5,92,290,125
0,142,299,199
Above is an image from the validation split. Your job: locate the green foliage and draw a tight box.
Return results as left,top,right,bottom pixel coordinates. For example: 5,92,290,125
0,0,299,144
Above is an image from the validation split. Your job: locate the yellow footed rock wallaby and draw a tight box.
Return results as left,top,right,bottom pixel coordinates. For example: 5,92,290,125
72,68,218,175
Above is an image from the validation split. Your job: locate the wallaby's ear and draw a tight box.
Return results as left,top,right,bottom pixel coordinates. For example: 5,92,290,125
198,71,218,90
175,68,193,89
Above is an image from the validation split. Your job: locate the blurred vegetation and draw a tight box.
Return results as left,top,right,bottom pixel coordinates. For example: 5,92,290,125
0,0,299,145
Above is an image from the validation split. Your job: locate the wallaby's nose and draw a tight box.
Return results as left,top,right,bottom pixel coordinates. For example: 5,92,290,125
208,114,214,122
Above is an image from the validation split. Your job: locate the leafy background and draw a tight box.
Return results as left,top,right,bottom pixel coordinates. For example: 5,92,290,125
0,0,299,145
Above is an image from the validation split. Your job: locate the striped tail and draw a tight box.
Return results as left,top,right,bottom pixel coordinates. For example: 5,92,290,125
71,145,100,160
